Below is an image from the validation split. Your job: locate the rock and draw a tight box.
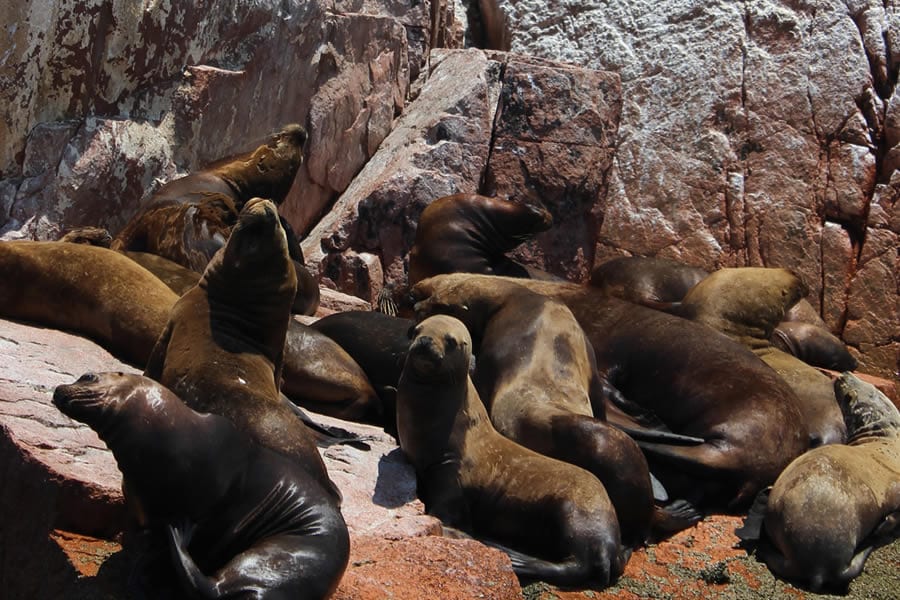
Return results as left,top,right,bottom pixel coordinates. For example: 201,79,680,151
0,0,434,241
488,0,898,382
316,286,374,316
301,47,623,295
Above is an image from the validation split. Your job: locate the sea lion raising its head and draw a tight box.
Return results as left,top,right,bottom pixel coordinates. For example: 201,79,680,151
53,372,349,600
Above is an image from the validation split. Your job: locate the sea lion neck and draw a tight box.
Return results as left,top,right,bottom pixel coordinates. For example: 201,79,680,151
836,375,900,445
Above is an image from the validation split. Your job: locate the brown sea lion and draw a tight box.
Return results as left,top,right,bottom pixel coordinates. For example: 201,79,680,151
397,315,627,586
589,256,708,307
281,321,383,424
407,193,556,287
411,275,698,545
59,226,113,246
143,198,337,496
0,241,177,366
677,267,846,446
53,372,349,600
414,274,809,511
738,372,900,592
111,124,319,315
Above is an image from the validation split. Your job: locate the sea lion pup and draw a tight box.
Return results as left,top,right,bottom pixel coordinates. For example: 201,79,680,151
411,276,698,545
144,198,337,496
589,256,708,307
737,373,900,592
407,193,557,287
397,315,627,586
0,241,178,366
415,274,809,511
677,267,846,446
53,372,349,600
311,310,415,433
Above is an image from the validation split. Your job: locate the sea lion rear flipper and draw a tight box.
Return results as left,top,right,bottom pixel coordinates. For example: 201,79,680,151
143,322,172,378
735,486,772,546
279,393,372,450
651,498,703,538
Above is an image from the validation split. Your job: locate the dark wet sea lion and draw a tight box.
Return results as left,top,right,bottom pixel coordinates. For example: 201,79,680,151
677,267,846,446
144,198,337,496
310,310,414,432
407,193,556,287
589,256,708,307
111,124,319,314
53,372,349,600
397,315,627,586
0,241,177,366
415,274,809,511
411,275,689,546
738,372,900,592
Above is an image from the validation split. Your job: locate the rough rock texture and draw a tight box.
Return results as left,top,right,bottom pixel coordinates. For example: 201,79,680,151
1,317,520,599
301,47,622,299
0,0,422,239
485,0,898,380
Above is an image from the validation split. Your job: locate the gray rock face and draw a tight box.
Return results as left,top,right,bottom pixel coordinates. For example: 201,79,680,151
486,0,898,380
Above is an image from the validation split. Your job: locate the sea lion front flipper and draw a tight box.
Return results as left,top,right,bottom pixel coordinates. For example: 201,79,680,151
167,522,221,598
735,486,772,546
484,539,625,587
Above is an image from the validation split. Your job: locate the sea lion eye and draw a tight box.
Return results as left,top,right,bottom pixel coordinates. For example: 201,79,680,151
444,335,458,350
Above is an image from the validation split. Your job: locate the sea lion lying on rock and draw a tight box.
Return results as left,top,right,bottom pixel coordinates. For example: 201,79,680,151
397,314,627,586
738,372,900,592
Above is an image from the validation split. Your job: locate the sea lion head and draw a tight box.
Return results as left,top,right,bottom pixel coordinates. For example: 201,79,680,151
220,198,292,274
53,372,178,444
405,315,472,382
682,267,809,339
479,195,553,252
834,372,900,443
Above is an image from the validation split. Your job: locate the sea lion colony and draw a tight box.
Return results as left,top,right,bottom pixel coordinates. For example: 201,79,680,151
1,128,894,596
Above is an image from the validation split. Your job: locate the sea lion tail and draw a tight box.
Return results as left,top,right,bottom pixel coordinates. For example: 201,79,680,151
167,522,221,599
734,486,772,547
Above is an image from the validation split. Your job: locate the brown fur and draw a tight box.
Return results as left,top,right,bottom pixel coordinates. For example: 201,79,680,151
397,315,626,586
0,241,177,366
754,373,900,591
412,276,656,546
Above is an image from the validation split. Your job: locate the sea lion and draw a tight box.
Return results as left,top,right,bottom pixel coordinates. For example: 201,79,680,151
411,275,694,545
589,256,708,307
310,310,414,432
407,193,556,287
59,226,113,246
111,124,319,315
53,372,349,600
0,241,177,366
771,321,858,372
144,198,337,496
737,372,900,592
587,257,855,371
677,267,846,446
397,315,627,586
413,273,809,511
